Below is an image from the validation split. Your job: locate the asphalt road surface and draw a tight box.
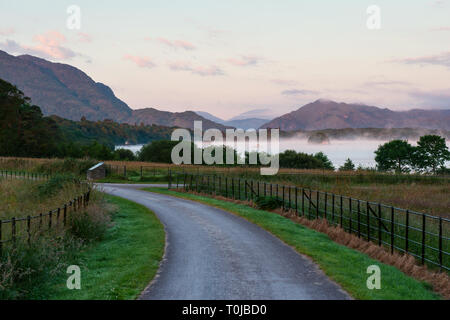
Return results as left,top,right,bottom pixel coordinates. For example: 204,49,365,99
98,183,350,300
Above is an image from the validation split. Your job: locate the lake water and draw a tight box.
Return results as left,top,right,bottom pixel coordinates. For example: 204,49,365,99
115,139,450,169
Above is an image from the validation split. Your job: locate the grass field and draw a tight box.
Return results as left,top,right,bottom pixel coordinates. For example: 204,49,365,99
144,187,441,300
47,195,165,300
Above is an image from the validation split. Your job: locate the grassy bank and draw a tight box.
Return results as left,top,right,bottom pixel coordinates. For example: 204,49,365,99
144,187,440,300
47,195,165,300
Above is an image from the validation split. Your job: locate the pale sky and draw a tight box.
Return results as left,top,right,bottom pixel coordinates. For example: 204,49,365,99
1,0,450,119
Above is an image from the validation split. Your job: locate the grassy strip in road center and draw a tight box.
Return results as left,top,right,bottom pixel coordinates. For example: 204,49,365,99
143,187,439,300
48,194,165,300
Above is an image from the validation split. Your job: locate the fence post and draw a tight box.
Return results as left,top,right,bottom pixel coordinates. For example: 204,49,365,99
63,204,67,226
439,217,443,270
140,166,143,179
378,203,382,246
405,210,409,254
57,207,61,226
49,211,52,230
282,185,285,210
367,202,371,241
390,207,395,254
288,186,291,210
331,193,335,223
316,192,319,218
168,169,172,189
324,192,328,220
302,189,305,216
12,217,16,243
238,179,241,200
0,220,2,255
421,214,426,265
225,177,228,198
357,200,361,238
309,189,312,219
295,187,298,214
232,178,235,199
27,216,31,244
340,196,343,228
245,179,248,199
349,198,352,233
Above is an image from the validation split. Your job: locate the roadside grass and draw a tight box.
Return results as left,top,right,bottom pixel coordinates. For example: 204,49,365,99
47,195,165,300
144,187,440,300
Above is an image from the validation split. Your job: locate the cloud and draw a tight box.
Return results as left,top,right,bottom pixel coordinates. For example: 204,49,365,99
225,55,261,67
271,79,298,86
168,61,224,76
389,52,450,68
363,80,411,87
0,28,15,36
408,90,450,109
0,31,77,60
155,37,196,50
123,54,156,68
77,32,93,43
430,26,450,31
281,89,318,96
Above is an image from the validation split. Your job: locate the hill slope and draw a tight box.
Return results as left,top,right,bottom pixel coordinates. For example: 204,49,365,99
0,50,226,130
261,99,450,131
0,50,132,121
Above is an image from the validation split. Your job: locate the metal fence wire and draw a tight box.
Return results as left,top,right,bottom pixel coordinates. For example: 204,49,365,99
0,172,91,253
169,172,450,272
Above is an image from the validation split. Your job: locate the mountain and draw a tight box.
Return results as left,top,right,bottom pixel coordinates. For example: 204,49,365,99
195,111,268,129
125,108,230,130
261,99,450,131
230,108,278,121
195,111,225,124
0,50,226,130
0,50,132,121
224,118,269,130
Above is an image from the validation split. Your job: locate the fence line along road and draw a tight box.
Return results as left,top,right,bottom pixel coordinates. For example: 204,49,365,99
168,171,450,272
1,170,50,181
0,170,90,254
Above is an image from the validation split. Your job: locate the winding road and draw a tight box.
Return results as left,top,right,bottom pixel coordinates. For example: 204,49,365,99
98,183,350,300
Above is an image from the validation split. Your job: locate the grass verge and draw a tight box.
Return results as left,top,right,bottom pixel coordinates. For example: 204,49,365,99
144,187,440,300
47,194,165,300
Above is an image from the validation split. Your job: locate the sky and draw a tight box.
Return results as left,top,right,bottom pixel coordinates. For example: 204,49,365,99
1,0,450,119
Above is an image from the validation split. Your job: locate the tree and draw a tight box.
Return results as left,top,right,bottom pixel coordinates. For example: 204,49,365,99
314,152,335,170
374,140,414,173
279,150,324,169
339,158,355,171
413,135,450,174
114,148,136,161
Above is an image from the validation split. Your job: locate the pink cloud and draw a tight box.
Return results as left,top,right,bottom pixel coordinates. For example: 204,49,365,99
168,61,224,76
77,32,93,43
156,37,196,50
123,54,156,68
225,55,261,67
0,31,77,60
0,28,15,36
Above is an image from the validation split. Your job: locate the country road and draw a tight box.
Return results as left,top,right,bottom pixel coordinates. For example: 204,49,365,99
97,183,350,300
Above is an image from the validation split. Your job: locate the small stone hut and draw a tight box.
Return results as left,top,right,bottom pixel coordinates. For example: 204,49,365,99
87,162,106,180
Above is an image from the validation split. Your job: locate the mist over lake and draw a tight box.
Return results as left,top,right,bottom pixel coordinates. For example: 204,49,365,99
116,138,450,169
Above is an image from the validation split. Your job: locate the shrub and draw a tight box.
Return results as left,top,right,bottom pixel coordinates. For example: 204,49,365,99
37,174,80,197
254,196,283,210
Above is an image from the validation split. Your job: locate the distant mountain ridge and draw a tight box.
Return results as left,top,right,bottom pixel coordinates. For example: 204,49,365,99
0,50,226,130
261,100,450,131
195,111,269,130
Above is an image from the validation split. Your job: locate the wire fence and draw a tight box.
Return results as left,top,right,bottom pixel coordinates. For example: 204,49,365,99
0,190,91,254
0,171,90,254
169,172,450,272
1,170,50,181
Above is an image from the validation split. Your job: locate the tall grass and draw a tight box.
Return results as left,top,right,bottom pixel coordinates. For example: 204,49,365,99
0,177,110,299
